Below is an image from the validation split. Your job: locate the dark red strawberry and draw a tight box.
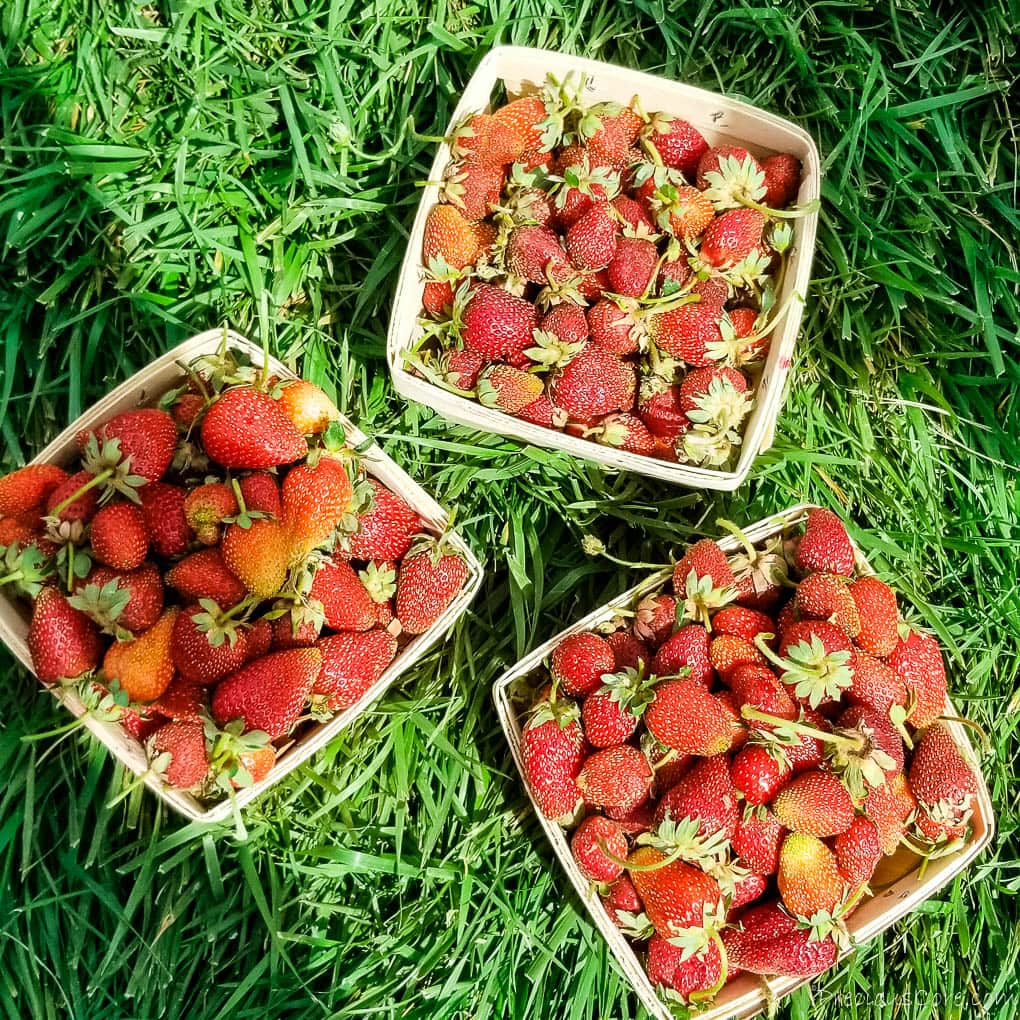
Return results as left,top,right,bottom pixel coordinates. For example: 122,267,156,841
641,114,708,177
72,563,164,635
171,603,250,685
139,482,191,558
27,587,103,684
651,625,712,687
638,381,689,440
505,225,573,284
761,153,801,209
565,202,619,271
238,472,282,518
696,146,762,190
633,593,676,645
150,720,210,789
605,630,651,671
606,236,658,297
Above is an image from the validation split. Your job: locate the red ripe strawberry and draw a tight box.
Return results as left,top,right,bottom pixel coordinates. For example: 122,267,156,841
658,255,692,291
565,202,619,271
27,587,103,684
776,619,855,708
422,204,489,268
170,392,205,429
777,831,844,919
46,470,99,523
645,679,739,755
729,664,797,726
638,382,689,440
652,624,712,687
103,608,178,703
244,617,273,661
847,652,907,714
783,709,829,775
77,408,177,485
864,772,915,855
139,482,190,558
121,704,159,742
423,280,454,319
515,396,566,429
222,518,293,599
678,365,750,421
212,647,321,739
201,387,306,469
450,111,523,166
395,538,469,635
712,606,774,644
849,576,899,657
311,559,375,631
908,723,979,843
732,744,791,805
277,379,340,436
587,299,641,355
612,194,654,232
272,607,322,650
462,284,539,360
551,631,615,698
312,629,398,713
793,572,861,637
772,770,855,838
649,302,724,367
605,630,650,671
184,482,237,545
0,517,39,546
282,455,353,559
696,145,762,190
152,678,208,722
601,874,644,926
725,916,838,979
606,797,657,834
166,548,246,609
521,695,587,821
795,507,855,576
834,817,881,887
633,593,676,645
441,159,504,220
437,349,486,392
552,344,636,419
492,95,547,158
646,935,724,1000
237,472,282,518
729,872,769,915
606,236,658,297
587,104,643,167
571,815,627,882
89,502,149,570
761,153,801,209
578,744,653,811
0,464,67,518
541,302,589,346
776,599,798,636
347,479,421,561
732,809,785,875
150,720,209,789
885,630,948,729
654,754,738,841
710,634,765,679
628,847,723,940
700,208,765,269
477,365,544,414
171,604,249,685
505,225,573,284
588,413,655,455
641,115,708,177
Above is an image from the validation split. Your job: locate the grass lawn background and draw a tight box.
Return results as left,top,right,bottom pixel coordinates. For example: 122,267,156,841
1,1,1018,1018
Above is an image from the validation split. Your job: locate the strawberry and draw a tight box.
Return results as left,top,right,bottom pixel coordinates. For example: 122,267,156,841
654,754,738,842
712,606,774,645
46,469,100,523
541,302,589,346
505,225,573,284
222,518,293,599
150,720,209,788
551,152,620,229
244,617,273,661
514,396,566,429
606,236,658,297
587,413,656,455
237,472,282,518
565,202,619,271
729,664,797,726
72,563,164,635
77,408,177,488
89,502,149,570
422,204,489,268
696,146,762,190
152,678,208,722
834,817,881,887
441,159,504,220
184,482,237,545
908,723,979,843
450,111,523,166
477,365,544,414
605,631,651,671
781,710,829,775
492,96,548,159
849,576,899,657
581,664,657,748
795,508,855,576
646,935,724,1001
571,815,627,882
641,115,708,177
628,846,723,942
606,797,658,834
649,302,724,367
729,872,769,915
601,874,644,926
171,603,250,685
578,744,653,811
311,559,375,631
103,608,178,702
346,479,421,561
732,744,791,805
725,911,837,978
673,539,736,627
0,464,67,518
732,809,785,875
462,284,539,361
312,628,398,714
166,548,246,609
282,455,353,558
678,365,752,431
0,517,39,547
710,634,765,679
521,692,587,821
847,652,907,714
638,381,689,439
885,630,947,730
236,746,276,786
552,344,636,420
139,482,191,558
551,631,615,698
778,831,846,922
611,194,654,232
651,625,712,687
201,387,306,469
587,103,643,168
773,620,854,708
633,593,676,645
645,679,739,755
276,379,340,436
699,208,765,269
761,153,801,209
212,647,320,739
271,606,322,650
395,536,469,634
864,772,915,855
793,572,860,637
587,299,641,355
772,770,855,838
435,349,486,392
27,587,103,684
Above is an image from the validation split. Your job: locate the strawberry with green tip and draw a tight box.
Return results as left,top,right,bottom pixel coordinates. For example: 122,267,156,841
476,364,544,414
672,539,736,628
724,900,838,978
184,482,237,545
777,831,846,922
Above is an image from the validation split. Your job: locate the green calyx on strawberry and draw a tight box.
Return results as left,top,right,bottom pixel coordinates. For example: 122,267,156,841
525,329,585,370
701,152,819,222
537,72,602,151
204,714,273,793
358,560,397,604
67,575,134,641
755,631,853,709
635,812,731,869
0,540,54,599
675,566,737,629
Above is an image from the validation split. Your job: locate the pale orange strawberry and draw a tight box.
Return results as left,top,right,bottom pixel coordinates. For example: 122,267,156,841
103,608,179,702
282,455,353,559
222,518,294,598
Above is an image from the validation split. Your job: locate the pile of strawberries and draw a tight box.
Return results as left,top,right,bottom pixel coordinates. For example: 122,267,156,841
516,508,981,1006
406,73,814,468
0,347,469,800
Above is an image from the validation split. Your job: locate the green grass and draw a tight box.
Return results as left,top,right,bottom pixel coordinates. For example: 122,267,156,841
1,1,1018,1018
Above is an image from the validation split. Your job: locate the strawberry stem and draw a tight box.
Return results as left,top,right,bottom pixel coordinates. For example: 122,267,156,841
688,927,728,1003
49,468,114,516
598,839,687,872
740,705,862,752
